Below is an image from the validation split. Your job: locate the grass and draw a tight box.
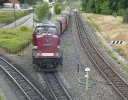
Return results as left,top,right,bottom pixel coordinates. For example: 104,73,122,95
117,60,122,65
82,12,128,74
0,26,33,54
0,89,4,100
0,10,33,24
0,94,4,100
82,13,128,60
121,66,128,73
109,53,118,60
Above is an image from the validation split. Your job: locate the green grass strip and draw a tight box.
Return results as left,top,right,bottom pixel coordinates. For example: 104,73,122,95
121,66,128,73
0,27,33,54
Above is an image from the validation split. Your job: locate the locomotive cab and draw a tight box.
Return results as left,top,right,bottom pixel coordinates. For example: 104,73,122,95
32,24,62,71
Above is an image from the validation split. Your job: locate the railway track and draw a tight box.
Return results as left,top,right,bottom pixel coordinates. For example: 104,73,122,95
43,72,72,100
0,57,46,100
74,11,128,100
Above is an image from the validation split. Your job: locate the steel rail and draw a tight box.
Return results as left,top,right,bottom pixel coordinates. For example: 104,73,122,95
74,11,128,100
0,57,46,100
43,72,72,100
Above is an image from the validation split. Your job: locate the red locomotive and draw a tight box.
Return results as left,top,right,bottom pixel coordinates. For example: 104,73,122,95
32,7,71,71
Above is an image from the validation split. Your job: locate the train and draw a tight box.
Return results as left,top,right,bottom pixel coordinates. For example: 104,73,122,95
32,7,71,71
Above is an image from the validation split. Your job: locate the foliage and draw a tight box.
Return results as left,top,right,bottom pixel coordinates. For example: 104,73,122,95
81,0,128,18
0,18,13,24
0,0,4,6
116,47,122,52
19,25,28,31
95,0,103,14
34,2,50,23
100,1,112,15
123,8,128,23
118,9,124,16
112,12,117,19
0,10,33,24
18,0,37,5
0,28,33,54
109,53,118,60
54,3,61,14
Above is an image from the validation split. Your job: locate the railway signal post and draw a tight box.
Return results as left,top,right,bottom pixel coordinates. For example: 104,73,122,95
85,67,90,90
111,41,124,51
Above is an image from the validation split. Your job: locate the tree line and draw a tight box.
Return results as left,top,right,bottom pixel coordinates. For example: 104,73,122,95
81,0,128,23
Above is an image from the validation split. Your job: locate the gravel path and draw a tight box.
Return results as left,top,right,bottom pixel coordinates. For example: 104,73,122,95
0,10,128,100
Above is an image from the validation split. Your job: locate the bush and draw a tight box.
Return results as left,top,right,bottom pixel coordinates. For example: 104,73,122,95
0,18,13,24
19,25,28,31
118,9,124,16
116,47,122,52
112,12,117,19
123,8,128,23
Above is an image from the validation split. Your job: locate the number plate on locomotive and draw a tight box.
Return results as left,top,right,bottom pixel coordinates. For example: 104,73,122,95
43,44,52,46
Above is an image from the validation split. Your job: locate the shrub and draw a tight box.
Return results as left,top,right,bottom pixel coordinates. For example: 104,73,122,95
116,47,122,52
118,9,124,16
112,12,117,19
19,25,28,31
0,18,13,24
123,8,128,23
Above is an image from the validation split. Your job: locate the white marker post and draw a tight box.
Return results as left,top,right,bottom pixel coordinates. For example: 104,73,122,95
111,41,124,51
85,67,90,91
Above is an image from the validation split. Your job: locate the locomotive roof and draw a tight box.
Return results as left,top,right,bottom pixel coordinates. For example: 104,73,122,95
36,23,56,27
49,20,60,27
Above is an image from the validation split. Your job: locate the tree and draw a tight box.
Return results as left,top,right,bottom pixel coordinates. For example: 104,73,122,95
18,0,38,5
34,2,50,23
95,0,103,14
54,3,61,14
87,0,96,13
100,1,112,15
0,0,4,6
18,0,25,3
123,8,128,23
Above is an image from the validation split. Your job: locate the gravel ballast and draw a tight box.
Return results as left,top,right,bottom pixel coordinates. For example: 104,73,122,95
0,10,128,100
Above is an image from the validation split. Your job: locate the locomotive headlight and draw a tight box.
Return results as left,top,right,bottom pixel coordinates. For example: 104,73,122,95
54,52,57,56
58,46,60,49
38,51,42,56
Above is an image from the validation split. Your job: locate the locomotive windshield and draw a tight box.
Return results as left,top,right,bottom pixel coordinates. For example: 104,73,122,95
35,26,57,34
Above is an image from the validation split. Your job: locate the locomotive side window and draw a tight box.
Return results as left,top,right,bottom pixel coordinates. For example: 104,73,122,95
62,20,66,29
57,26,60,33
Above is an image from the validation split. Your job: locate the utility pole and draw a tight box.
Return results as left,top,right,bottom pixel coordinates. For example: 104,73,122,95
14,0,16,27
33,0,34,28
